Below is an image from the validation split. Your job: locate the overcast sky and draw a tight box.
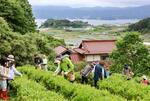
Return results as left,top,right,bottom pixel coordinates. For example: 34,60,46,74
28,0,150,7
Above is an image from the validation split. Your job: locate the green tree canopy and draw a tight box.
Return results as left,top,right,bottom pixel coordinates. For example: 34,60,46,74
0,17,65,65
128,18,150,34
40,19,90,28
110,32,150,75
0,0,36,34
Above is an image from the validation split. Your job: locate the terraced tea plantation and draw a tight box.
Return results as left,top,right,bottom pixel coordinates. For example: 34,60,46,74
9,66,150,101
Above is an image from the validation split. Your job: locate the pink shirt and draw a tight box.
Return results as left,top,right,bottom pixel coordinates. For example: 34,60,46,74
142,80,148,85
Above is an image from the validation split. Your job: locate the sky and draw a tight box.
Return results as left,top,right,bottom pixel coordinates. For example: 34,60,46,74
28,0,150,8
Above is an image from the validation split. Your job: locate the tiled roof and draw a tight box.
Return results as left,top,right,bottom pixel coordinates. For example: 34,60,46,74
74,40,116,55
54,46,68,55
73,48,87,54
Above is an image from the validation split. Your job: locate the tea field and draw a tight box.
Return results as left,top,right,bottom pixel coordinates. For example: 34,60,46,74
9,66,150,101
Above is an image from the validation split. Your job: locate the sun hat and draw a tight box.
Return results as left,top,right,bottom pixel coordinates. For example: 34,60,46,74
142,75,147,80
61,54,69,59
7,55,15,62
124,64,129,69
54,59,61,64
124,64,128,67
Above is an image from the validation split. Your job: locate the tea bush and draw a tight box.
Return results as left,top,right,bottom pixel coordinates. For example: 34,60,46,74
18,65,126,101
74,61,87,72
10,76,65,101
99,74,150,100
75,71,94,85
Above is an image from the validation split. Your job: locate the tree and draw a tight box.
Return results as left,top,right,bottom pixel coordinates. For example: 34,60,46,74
40,19,90,28
0,17,12,57
0,0,36,34
110,32,150,75
0,17,65,65
128,18,150,34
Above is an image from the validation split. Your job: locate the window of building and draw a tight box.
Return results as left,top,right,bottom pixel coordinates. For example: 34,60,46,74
101,55,109,60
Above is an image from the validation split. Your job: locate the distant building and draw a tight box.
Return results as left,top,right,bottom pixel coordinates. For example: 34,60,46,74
54,40,116,64
72,40,116,63
54,46,71,57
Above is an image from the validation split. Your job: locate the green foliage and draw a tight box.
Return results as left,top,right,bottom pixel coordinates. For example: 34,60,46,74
110,32,150,75
0,17,64,65
18,66,126,101
0,17,12,32
99,74,150,100
0,0,66,65
11,76,65,101
74,61,87,72
75,71,94,85
40,19,90,28
128,18,150,34
0,0,36,34
47,61,57,71
93,25,113,32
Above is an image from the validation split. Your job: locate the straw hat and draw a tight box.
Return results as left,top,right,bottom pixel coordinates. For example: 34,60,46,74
61,54,69,59
142,75,147,80
54,59,61,64
7,55,15,62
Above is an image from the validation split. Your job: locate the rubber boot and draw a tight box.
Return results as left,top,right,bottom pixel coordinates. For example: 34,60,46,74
0,89,2,99
0,90,9,100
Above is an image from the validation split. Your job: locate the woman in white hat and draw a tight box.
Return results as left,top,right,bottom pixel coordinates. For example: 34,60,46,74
6,55,22,92
7,55,22,79
6,55,15,62
141,75,149,85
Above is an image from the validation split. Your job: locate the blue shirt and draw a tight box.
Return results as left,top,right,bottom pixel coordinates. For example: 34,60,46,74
94,64,104,80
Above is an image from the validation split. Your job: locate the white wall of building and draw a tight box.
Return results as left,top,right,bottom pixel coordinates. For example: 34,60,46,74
85,55,101,62
85,54,109,62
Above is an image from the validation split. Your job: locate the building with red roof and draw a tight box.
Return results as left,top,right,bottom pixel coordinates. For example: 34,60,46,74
54,46,71,57
54,40,116,64
72,40,116,63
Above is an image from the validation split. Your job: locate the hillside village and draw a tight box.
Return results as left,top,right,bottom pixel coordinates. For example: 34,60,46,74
0,0,150,100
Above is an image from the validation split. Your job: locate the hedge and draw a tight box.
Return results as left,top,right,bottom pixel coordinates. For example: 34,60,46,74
99,74,150,100
18,65,126,101
10,76,65,101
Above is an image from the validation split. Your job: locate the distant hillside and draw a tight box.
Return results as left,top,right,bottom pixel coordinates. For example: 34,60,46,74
128,17,150,33
32,5,150,19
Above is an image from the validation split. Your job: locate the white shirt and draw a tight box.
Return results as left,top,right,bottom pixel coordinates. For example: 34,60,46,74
42,58,48,65
8,66,22,80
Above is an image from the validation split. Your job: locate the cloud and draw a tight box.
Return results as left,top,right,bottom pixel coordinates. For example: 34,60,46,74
28,0,150,7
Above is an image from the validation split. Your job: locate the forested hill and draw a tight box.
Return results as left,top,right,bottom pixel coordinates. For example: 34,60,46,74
40,19,90,28
32,5,150,19
128,17,150,33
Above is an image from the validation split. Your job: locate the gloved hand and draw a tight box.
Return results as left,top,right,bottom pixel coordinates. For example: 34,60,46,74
64,72,68,75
